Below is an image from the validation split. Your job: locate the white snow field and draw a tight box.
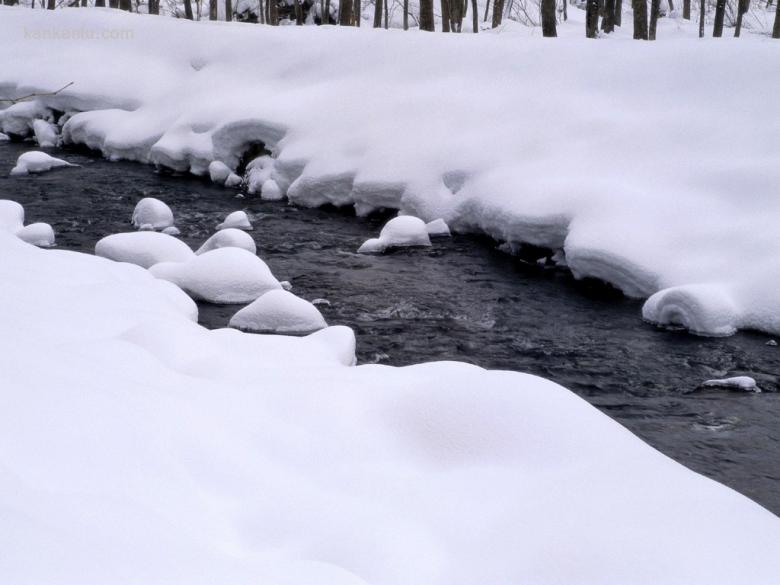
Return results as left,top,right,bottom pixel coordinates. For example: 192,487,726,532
2,10,778,335
230,289,329,334
1,231,780,584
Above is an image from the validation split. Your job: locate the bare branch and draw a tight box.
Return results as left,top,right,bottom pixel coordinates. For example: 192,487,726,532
0,82,74,105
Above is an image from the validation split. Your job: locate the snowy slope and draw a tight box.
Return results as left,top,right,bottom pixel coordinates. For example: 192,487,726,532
1,7,779,338
2,226,780,583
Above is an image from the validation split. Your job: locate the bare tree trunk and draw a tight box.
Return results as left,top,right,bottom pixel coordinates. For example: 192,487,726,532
698,0,704,35
471,0,478,29
601,0,615,30
373,0,382,25
734,0,747,35
354,0,361,25
420,0,435,29
119,0,131,10
325,0,331,22
648,0,659,38
451,0,463,31
712,0,726,35
682,0,690,18
259,0,265,22
441,0,451,30
586,0,599,36
339,0,353,24
294,0,303,22
47,0,54,8
492,0,504,26
209,0,217,18
95,0,105,6
225,0,232,20
614,0,621,24
270,0,278,23
183,0,193,17
383,0,388,27
774,0,780,37
541,0,557,34
484,0,491,20
403,0,409,28
632,0,648,37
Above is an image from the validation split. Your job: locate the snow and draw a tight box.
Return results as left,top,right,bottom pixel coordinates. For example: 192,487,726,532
426,218,451,237
162,225,181,236
95,231,195,268
229,289,328,334
1,229,780,584
131,197,175,230
0,199,25,232
208,160,232,183
217,209,253,230
702,376,760,392
358,216,432,254
32,118,58,147
196,227,257,255
150,246,282,303
0,132,9,141
16,221,55,247
10,150,76,175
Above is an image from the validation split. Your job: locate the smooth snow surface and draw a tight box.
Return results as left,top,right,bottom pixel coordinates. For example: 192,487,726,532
1,230,780,584
196,227,257,255
358,216,432,254
426,218,451,237
95,231,195,268
0,199,25,232
16,221,55,247
229,289,328,334
150,246,281,303
10,150,75,175
702,376,760,392
131,197,175,230
3,8,777,334
217,210,253,230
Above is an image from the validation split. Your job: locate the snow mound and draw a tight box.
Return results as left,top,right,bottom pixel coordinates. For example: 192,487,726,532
16,222,55,247
358,216,432,254
426,218,451,237
162,226,181,236
150,247,281,304
217,210,253,231
702,376,760,393
196,227,256,255
131,197,174,231
0,199,25,232
224,172,242,188
229,289,328,335
0,132,9,142
10,151,76,176
260,179,283,201
208,160,230,183
32,119,58,147
95,232,195,269
642,284,740,337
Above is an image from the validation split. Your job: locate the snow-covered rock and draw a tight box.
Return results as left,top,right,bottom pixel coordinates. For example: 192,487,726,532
208,160,232,184
162,226,181,236
245,156,274,194
0,132,9,142
358,216,432,254
260,179,283,201
32,119,58,147
95,232,195,269
0,199,25,232
196,227,256,255
426,218,451,237
217,210,253,231
229,289,328,335
702,376,760,393
642,284,739,337
224,172,242,188
16,222,55,247
131,197,174,231
150,247,281,304
10,151,76,175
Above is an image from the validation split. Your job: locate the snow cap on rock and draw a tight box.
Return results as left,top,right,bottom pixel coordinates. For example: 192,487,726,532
229,289,328,335
132,197,174,231
196,228,256,255
217,210,253,231
358,215,432,254
96,231,194,269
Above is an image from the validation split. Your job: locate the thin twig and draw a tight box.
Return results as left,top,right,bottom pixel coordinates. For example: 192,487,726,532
0,82,74,105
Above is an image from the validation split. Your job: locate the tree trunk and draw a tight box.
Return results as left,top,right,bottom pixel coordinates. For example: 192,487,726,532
698,0,704,35
471,0,478,30
541,0,557,34
209,0,217,19
270,0,279,24
712,0,726,36
259,0,265,23
183,0,193,18
119,0,131,10
441,0,451,31
339,0,353,24
632,0,648,38
403,0,409,28
734,0,746,35
325,0,331,23
95,0,105,6
373,0,382,26
682,0,690,18
225,0,232,20
420,0,435,29
648,0,659,38
47,0,54,8
451,0,463,31
774,0,780,37
585,0,599,36
492,0,504,26
354,0,361,25
601,0,615,31
615,0,621,24
383,0,388,27
484,0,491,20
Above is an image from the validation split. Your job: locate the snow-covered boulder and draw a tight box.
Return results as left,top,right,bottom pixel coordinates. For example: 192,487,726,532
131,197,174,231
16,222,55,247
150,247,281,304
358,215,432,254
217,210,252,231
196,228,256,255
229,289,328,335
260,179,283,201
245,155,274,194
702,376,760,392
224,172,242,188
95,232,195,269
642,284,739,337
0,132,9,142
208,161,232,184
10,151,76,176
162,226,181,236
0,200,25,232
32,119,58,147
426,218,451,237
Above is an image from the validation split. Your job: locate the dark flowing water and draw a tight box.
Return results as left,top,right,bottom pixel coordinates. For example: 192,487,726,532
2,142,779,515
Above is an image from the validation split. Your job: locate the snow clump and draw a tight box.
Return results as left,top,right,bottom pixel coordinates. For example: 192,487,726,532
95,232,195,269
10,151,76,175
426,218,451,237
217,210,252,231
702,376,760,393
32,119,58,147
358,215,432,254
196,228,256,255
16,223,55,247
131,197,174,231
229,289,328,335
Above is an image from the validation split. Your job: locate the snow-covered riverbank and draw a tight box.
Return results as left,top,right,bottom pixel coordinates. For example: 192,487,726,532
2,8,780,337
